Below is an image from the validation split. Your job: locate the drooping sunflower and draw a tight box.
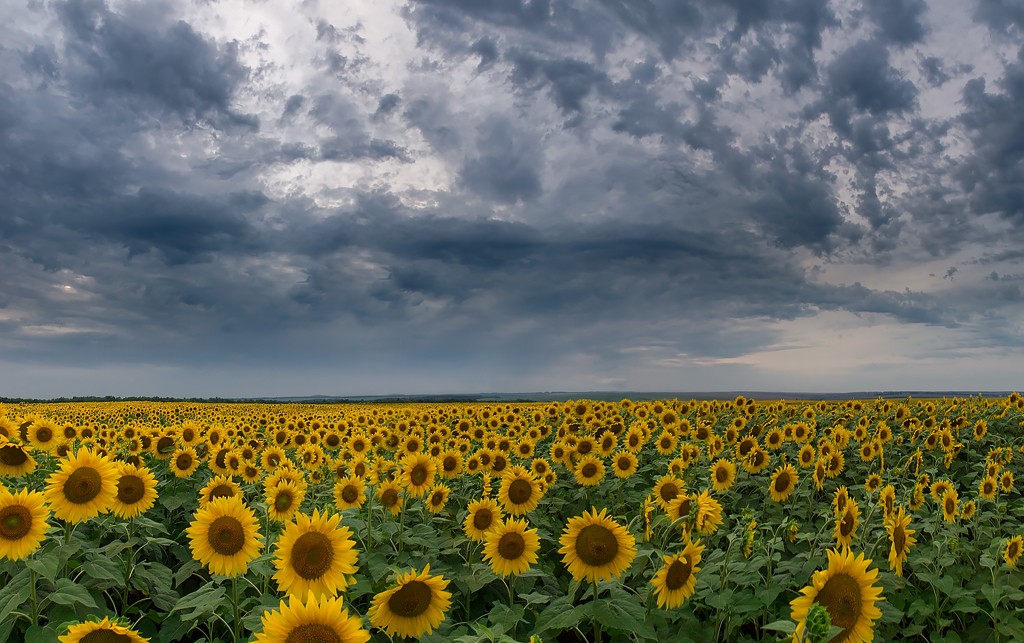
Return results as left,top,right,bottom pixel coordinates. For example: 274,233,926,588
45,448,118,523
573,454,606,487
710,458,736,491
558,507,637,583
650,539,704,609
58,617,150,643
768,464,798,502
611,450,639,479
110,462,159,519
878,485,896,522
960,499,976,521
483,517,541,577
333,476,366,511
1005,535,1023,568
464,497,503,542
253,592,369,643
791,548,884,643
835,499,859,549
400,453,436,498
694,490,724,536
267,480,306,523
885,506,916,577
186,495,262,577
274,508,359,598
498,466,542,515
0,437,36,476
0,488,50,561
368,564,452,639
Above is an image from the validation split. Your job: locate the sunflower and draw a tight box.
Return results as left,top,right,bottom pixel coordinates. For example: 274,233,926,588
650,539,704,609
464,497,503,542
110,462,159,519
653,475,685,512
498,466,542,515
1005,535,1023,568
743,447,770,475
885,507,916,577
941,489,959,523
170,447,201,478
400,454,436,498
835,499,859,549
27,419,64,453
186,495,262,577
426,483,450,513
368,564,452,639
1000,471,1014,493
710,458,736,491
437,449,464,479
333,476,366,510
864,473,882,494
267,481,306,523
0,488,50,561
694,490,724,536
768,464,798,502
558,507,637,583
791,548,884,643
45,448,118,523
611,450,639,478
377,480,403,516
58,617,150,643
253,592,369,643
573,454,605,487
274,509,359,598
483,517,541,577
0,437,36,476
199,475,243,506
979,476,998,500
798,444,816,468
960,499,976,521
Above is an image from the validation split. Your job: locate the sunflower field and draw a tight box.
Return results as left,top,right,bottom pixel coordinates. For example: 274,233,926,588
1,395,1023,642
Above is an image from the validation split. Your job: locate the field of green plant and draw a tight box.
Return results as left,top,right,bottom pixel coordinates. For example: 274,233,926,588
0,395,1022,642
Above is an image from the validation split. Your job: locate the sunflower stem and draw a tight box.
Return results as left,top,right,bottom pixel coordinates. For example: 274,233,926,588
28,567,38,627
507,575,516,638
365,483,374,551
230,575,240,643
397,492,407,555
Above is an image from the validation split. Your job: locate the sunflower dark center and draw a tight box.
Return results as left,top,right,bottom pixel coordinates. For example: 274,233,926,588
674,498,692,519
81,631,134,643
116,475,146,504
0,505,32,540
207,516,245,555
840,511,855,537
0,446,28,466
443,457,458,472
893,525,906,553
716,467,729,483
341,486,359,503
388,580,432,618
665,556,692,590
816,573,862,633
284,623,342,643
659,483,679,503
410,465,428,487
157,437,175,453
498,532,526,560
945,497,955,515
473,508,493,531
290,531,334,580
1010,542,1021,560
576,524,619,566
175,454,194,470
275,492,294,512
431,491,445,506
381,489,399,507
774,472,791,493
36,427,53,443
210,484,235,500
577,441,593,455
581,463,598,479
64,467,102,504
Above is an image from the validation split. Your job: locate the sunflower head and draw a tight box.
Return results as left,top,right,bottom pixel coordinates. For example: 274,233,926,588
186,495,263,577
253,592,369,643
44,448,119,523
58,616,149,643
368,564,452,639
273,509,359,598
482,517,541,577
558,507,637,583
791,548,884,643
0,488,50,561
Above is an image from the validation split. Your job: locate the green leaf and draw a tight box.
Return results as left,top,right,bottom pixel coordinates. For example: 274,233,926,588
25,551,61,583
535,597,583,634
762,620,797,635
24,624,59,643
0,574,32,625
45,579,98,610
170,582,227,621
82,558,123,585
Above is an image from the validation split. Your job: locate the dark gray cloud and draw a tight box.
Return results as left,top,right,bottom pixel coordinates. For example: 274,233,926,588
2,0,1023,396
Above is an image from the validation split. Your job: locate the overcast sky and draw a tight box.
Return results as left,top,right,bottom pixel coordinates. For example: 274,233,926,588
1,0,1023,398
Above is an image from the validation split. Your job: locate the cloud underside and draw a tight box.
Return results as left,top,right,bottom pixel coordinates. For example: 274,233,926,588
1,0,1023,394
